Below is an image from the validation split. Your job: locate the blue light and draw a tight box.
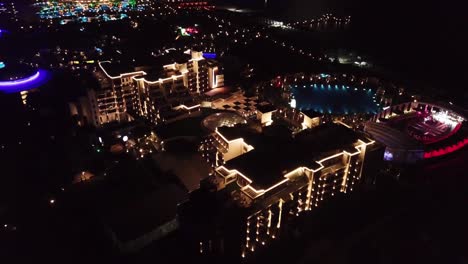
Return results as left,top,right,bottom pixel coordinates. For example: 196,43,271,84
0,69,50,94
384,150,394,161
0,62,5,69
0,28,8,37
203,53,217,59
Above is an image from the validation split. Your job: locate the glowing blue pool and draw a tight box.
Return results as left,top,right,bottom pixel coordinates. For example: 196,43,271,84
290,84,380,114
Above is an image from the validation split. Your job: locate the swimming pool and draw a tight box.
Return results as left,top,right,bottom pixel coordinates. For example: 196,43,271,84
290,83,380,115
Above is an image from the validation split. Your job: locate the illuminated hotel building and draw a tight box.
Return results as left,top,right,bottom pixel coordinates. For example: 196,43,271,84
69,62,145,126
133,50,223,124
187,50,210,94
180,122,376,259
201,108,322,168
70,50,223,126
207,60,224,91
133,60,193,124
87,63,145,126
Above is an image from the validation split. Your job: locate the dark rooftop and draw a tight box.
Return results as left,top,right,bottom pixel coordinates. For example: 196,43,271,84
138,68,177,82
224,123,364,189
155,51,191,66
217,124,257,141
99,61,141,78
302,109,323,119
257,103,277,113
99,50,191,79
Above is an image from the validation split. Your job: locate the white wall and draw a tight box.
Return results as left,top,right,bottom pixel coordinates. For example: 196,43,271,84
224,138,246,161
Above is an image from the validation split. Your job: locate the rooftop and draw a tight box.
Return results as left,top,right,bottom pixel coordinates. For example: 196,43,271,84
223,123,365,189
154,51,191,67
139,68,183,82
302,109,323,119
256,103,277,113
203,112,247,132
365,121,424,150
99,50,192,79
99,61,141,78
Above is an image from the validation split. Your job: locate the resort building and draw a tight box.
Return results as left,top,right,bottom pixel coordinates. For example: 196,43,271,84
200,109,323,168
69,62,145,127
70,50,223,126
180,122,378,260
256,104,277,126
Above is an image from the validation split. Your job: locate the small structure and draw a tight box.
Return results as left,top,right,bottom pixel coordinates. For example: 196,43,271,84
256,103,277,126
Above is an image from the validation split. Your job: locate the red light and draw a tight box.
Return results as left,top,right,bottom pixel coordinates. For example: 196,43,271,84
424,138,468,159
185,27,199,34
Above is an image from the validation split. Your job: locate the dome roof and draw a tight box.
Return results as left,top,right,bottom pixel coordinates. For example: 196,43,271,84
202,112,247,132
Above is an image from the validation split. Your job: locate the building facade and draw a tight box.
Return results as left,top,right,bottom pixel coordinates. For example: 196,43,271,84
70,50,223,127
90,62,145,126
182,123,375,260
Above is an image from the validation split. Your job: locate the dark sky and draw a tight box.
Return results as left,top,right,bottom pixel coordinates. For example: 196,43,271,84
351,0,467,94
219,0,468,98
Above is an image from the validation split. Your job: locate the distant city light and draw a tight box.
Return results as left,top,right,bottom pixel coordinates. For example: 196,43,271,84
123,135,128,142
290,98,297,108
178,26,198,37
